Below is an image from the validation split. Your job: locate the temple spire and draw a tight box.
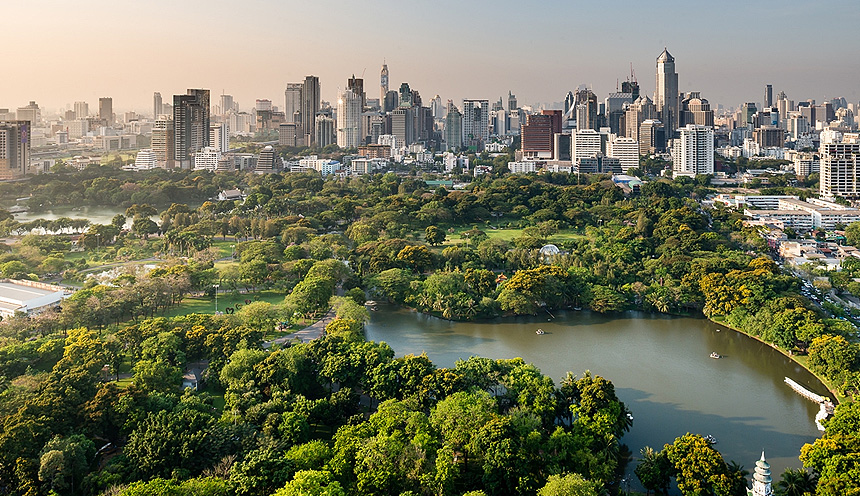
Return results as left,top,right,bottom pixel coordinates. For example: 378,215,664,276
748,450,773,496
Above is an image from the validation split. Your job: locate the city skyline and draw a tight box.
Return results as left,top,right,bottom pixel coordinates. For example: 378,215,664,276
5,0,860,114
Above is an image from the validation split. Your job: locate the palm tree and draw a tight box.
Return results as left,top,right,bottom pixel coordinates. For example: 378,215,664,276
776,468,816,496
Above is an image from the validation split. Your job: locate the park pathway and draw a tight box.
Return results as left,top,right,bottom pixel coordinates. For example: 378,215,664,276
264,308,336,348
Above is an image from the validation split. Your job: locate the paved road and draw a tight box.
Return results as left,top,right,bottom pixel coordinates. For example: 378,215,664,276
264,308,335,348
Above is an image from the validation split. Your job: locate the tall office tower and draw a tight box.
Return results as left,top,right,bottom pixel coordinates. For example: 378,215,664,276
563,91,575,116
508,91,518,112
462,99,489,145
571,129,601,162
820,142,860,199
521,114,555,159
210,123,229,153
672,124,714,177
278,123,300,146
764,84,773,108
219,94,234,115
776,92,793,128
430,95,444,119
173,89,210,169
398,83,413,108
284,83,303,124
680,92,714,127
639,119,665,155
621,77,640,100
380,62,389,107
347,75,365,111
153,92,163,118
16,101,40,124
445,102,463,150
315,115,335,148
74,101,89,119
391,108,414,147
384,91,398,113
0,121,31,179
301,76,320,145
337,89,362,148
740,103,757,127
152,118,174,168
575,87,598,130
99,97,113,125
625,95,656,141
607,136,640,172
655,48,679,141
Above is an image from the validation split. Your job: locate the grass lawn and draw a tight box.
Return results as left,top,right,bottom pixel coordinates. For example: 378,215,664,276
161,289,286,318
211,239,239,259
441,226,586,246
201,383,227,411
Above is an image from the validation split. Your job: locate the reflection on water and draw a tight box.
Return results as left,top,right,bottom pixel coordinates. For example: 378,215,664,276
13,206,129,225
365,307,823,489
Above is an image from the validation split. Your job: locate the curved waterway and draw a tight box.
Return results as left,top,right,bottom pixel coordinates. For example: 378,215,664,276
364,306,825,489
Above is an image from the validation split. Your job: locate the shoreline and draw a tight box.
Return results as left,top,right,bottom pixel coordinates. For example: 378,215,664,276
709,316,841,404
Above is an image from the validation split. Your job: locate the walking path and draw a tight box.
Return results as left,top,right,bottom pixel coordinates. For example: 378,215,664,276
264,308,336,348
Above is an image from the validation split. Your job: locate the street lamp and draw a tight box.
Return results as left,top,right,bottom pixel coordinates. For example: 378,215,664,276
213,284,220,313
231,244,235,259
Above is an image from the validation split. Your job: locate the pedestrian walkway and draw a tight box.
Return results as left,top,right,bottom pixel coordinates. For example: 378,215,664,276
264,308,335,348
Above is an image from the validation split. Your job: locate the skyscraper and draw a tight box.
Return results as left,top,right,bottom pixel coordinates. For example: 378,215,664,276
153,92,163,118
337,89,362,148
99,97,113,125
764,84,773,108
74,101,89,119
672,124,714,177
655,48,679,141
284,83,303,132
445,102,463,150
152,117,174,168
173,89,210,169
301,76,320,145
380,62,389,107
347,75,365,111
219,94,234,115
463,99,489,145
820,142,860,199
521,114,555,159
0,120,30,179
507,91,518,112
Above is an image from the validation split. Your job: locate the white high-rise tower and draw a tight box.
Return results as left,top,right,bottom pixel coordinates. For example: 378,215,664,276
380,62,389,106
747,451,773,496
337,89,362,148
655,48,679,141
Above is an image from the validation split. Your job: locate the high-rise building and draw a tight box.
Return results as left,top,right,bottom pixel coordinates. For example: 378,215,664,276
625,96,656,142
210,123,229,153
607,136,640,172
219,94,234,115
740,103,758,127
347,75,365,111
74,101,89,119
463,99,489,145
672,124,714,177
521,113,555,159
16,101,40,124
391,107,414,147
380,62,389,107
445,102,462,150
337,89,362,148
278,123,300,147
256,145,279,174
655,48,679,142
314,115,334,148
301,76,320,145
575,87,598,130
99,97,113,125
152,117,174,168
639,119,665,155
153,92,163,118
508,91,518,112
284,83,303,133
571,129,601,162
193,147,221,171
820,142,860,199
764,84,773,108
173,89,210,169
0,121,31,179
680,92,714,127
430,95,444,119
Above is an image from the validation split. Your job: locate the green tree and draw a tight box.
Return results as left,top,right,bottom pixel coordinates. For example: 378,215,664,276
537,473,598,496
425,225,447,246
776,468,816,496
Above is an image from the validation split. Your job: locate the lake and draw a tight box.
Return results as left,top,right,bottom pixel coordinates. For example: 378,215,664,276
364,306,824,490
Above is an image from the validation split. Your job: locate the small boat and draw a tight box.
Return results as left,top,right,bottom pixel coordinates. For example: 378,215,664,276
704,434,718,444
626,413,634,421
709,352,721,359
536,329,545,335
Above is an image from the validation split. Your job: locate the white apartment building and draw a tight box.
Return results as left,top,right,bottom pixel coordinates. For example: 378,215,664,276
607,136,639,172
672,124,714,177
133,149,156,170
193,147,221,171
337,89,362,148
571,129,601,162
508,161,537,174
820,142,860,199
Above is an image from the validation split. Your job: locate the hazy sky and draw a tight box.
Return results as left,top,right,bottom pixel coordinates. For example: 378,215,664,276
4,0,860,115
